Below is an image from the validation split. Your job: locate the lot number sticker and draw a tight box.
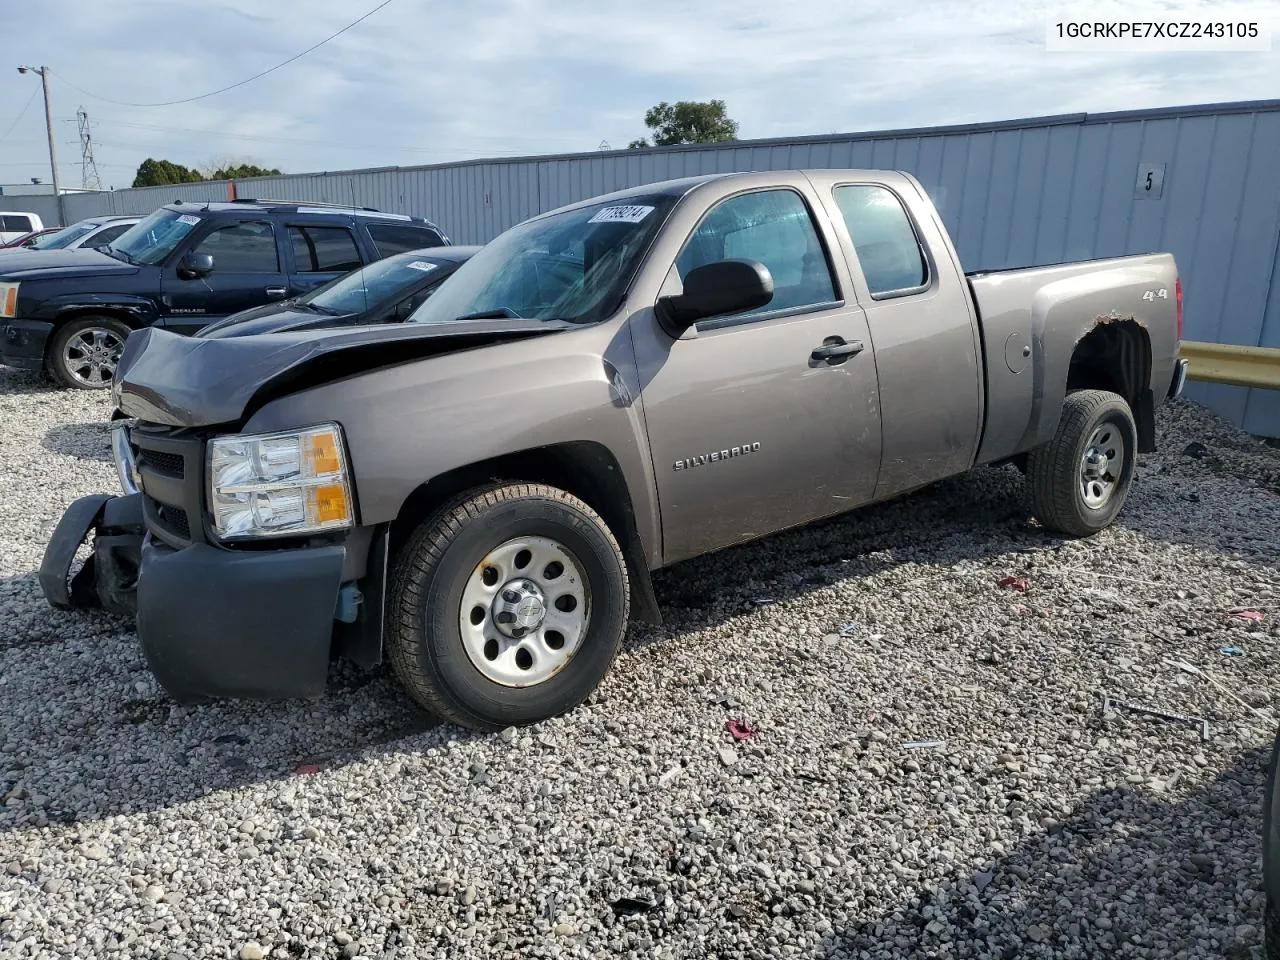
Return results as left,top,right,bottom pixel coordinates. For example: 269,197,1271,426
588,205,654,224
176,214,201,226
405,261,439,273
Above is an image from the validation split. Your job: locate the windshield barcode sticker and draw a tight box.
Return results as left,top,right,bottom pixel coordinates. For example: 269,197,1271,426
176,214,201,226
588,205,654,224
405,261,438,272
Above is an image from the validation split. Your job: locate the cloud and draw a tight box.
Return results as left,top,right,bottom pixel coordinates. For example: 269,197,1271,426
0,0,1274,188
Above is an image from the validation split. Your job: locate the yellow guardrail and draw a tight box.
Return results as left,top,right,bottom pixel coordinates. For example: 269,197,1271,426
1179,340,1280,391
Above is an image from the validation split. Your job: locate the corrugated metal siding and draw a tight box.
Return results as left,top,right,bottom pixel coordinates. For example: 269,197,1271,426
10,99,1280,434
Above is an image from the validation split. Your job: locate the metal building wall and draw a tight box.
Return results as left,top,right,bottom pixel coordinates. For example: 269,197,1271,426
16,99,1280,435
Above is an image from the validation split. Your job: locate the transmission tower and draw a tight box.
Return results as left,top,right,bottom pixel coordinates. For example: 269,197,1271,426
76,106,102,191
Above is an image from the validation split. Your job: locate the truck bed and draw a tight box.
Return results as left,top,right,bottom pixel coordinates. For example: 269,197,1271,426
965,252,1181,468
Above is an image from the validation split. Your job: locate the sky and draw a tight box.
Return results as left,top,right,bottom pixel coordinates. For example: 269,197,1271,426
0,0,1276,190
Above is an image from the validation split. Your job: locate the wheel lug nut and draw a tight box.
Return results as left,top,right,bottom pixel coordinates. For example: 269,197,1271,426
502,589,519,603
496,611,515,624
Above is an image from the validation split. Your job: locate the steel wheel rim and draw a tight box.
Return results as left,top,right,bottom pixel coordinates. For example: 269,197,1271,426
1080,421,1126,509
458,535,590,688
62,327,124,387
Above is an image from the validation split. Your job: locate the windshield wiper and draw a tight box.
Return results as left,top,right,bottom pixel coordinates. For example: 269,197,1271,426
106,247,139,265
452,307,523,321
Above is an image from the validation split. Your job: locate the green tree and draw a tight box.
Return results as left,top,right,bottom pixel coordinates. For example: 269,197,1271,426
210,163,283,181
131,158,205,188
628,100,739,149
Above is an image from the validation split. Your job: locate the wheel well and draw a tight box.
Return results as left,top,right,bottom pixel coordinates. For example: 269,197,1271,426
388,442,662,624
1065,320,1155,453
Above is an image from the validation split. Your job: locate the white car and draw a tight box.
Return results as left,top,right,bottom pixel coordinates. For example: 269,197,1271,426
29,215,143,252
0,211,44,245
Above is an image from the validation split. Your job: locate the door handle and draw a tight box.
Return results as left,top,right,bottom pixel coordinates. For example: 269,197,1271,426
265,286,287,299
811,337,865,364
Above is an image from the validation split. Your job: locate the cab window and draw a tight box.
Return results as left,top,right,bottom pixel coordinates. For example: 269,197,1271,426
674,188,837,321
192,221,279,272
832,185,929,298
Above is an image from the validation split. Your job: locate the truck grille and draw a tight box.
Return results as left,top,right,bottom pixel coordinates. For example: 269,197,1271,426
127,422,205,548
136,449,186,478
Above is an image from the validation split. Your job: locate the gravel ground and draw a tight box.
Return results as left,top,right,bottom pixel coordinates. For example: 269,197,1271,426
2,363,1279,960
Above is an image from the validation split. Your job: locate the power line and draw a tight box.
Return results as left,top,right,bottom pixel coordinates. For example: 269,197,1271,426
51,0,399,108
0,87,40,142
99,117,592,147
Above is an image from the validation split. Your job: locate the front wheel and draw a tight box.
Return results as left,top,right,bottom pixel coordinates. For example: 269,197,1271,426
387,483,630,731
1027,389,1137,537
47,315,131,390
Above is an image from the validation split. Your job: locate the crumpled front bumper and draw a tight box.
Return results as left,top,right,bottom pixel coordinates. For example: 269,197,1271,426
39,492,353,703
39,492,144,616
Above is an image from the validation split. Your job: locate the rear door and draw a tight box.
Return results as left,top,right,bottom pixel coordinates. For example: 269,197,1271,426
632,179,883,565
159,218,288,334
809,173,983,499
284,221,365,296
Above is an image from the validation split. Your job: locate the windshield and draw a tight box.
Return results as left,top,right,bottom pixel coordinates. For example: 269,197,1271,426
110,208,203,265
32,222,97,249
302,253,446,315
408,194,678,325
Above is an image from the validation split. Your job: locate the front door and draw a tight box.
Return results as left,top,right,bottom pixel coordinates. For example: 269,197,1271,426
633,185,883,565
161,218,287,333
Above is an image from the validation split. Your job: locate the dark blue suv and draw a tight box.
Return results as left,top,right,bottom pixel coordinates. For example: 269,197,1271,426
0,199,449,389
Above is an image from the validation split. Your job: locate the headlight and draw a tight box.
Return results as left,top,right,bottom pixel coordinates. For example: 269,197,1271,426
110,420,141,496
207,423,354,540
0,281,18,318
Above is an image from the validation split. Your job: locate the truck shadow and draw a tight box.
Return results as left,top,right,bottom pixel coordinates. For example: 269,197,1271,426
812,744,1270,959
0,367,57,396
41,421,114,462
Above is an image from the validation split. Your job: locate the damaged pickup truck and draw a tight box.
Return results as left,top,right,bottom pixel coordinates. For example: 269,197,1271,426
40,169,1187,730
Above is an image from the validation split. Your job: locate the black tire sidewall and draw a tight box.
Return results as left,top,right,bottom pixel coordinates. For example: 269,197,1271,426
1067,397,1137,532
407,496,627,726
47,316,131,390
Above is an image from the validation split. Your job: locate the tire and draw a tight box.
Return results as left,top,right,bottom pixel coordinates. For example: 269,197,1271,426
1027,389,1137,537
47,315,131,390
386,482,630,731
1264,728,1280,959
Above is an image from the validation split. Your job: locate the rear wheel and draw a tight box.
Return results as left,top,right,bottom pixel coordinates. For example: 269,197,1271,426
386,482,629,731
1027,389,1137,537
47,315,130,390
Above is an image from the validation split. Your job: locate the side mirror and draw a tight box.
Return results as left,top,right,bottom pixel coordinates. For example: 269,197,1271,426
655,259,774,337
179,252,214,279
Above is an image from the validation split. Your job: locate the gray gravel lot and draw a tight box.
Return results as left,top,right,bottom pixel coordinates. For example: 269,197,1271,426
1,363,1279,960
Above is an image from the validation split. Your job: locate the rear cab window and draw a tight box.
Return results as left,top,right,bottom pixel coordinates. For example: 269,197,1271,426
289,225,363,273
366,222,445,257
831,184,930,299
2,215,33,232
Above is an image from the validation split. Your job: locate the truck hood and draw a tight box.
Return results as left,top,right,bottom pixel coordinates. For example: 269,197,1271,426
115,318,574,428
0,247,138,281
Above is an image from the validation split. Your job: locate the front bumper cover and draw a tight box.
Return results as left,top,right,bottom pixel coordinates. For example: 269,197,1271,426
40,492,348,702
1,319,53,370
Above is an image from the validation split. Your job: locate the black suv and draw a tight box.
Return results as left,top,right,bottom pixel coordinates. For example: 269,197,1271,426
0,199,450,389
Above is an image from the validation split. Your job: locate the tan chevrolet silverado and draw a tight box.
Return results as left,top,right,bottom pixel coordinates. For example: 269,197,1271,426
39,169,1187,731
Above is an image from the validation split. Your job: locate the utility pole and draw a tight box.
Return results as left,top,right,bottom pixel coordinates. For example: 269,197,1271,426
16,65,65,226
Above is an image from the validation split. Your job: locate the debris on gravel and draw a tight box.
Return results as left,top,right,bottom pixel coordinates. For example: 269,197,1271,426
1,365,1279,959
